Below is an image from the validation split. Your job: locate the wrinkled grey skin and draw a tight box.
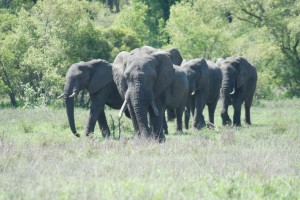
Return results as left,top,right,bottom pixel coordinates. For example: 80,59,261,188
182,59,222,129
133,46,183,66
135,46,184,124
113,48,175,141
219,56,257,126
163,65,189,134
61,59,128,138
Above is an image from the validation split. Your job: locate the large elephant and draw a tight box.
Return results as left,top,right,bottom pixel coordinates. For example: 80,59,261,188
182,59,222,129
135,46,184,124
113,48,175,141
59,59,128,137
218,56,257,126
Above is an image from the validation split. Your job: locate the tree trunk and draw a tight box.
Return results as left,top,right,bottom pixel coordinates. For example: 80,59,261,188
1,68,17,107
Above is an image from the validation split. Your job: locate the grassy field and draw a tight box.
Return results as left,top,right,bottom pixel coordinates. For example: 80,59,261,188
0,99,299,199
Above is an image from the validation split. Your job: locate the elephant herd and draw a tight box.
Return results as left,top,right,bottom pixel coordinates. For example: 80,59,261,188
59,46,257,142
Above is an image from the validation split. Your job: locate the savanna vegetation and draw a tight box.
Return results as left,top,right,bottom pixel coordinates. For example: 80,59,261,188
0,0,300,199
0,100,299,199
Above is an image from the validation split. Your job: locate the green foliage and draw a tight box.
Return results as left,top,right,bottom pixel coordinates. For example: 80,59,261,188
112,1,151,45
166,1,231,60
0,0,113,107
103,27,141,62
1,0,300,106
166,0,300,98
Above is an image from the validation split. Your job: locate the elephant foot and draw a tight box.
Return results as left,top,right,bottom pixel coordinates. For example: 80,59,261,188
207,122,216,130
73,132,80,137
158,135,166,143
85,132,94,137
194,123,206,130
233,123,242,127
244,119,251,125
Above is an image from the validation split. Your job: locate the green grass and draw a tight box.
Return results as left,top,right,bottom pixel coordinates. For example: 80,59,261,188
0,99,299,199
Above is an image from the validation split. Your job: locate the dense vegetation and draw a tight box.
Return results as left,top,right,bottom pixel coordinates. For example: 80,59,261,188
0,0,300,107
0,100,299,199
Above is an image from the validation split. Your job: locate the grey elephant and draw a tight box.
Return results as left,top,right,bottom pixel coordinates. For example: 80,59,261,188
113,48,175,141
182,59,222,129
218,56,257,126
134,46,187,134
59,59,128,137
163,65,189,134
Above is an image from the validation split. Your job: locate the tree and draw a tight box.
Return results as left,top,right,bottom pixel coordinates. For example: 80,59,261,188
0,0,112,107
165,1,231,59
228,0,300,96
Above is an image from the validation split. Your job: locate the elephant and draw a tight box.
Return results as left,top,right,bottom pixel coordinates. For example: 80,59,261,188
59,59,129,138
162,65,189,134
181,59,222,129
134,46,184,123
218,56,257,126
113,48,176,141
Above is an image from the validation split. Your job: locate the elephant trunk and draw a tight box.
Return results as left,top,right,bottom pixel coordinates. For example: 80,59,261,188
64,77,80,137
221,71,235,105
130,84,151,138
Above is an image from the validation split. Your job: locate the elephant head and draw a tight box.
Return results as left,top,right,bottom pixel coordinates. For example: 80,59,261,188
219,56,254,105
180,58,209,95
134,46,183,66
60,60,113,137
164,47,183,66
113,49,175,139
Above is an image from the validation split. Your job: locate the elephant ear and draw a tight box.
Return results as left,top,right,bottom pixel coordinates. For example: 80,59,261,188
190,58,208,91
112,51,130,98
165,48,183,66
88,60,113,94
152,51,175,97
234,57,253,88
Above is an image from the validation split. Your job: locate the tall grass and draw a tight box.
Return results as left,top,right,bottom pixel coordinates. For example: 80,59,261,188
0,100,299,199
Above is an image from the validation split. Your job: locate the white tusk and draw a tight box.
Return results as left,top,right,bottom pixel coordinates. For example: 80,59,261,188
230,87,235,95
57,93,64,99
119,100,127,118
69,92,77,98
151,101,159,116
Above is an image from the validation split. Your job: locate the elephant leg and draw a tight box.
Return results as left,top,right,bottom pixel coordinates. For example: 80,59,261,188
244,97,253,125
221,103,231,126
97,109,110,138
184,106,190,130
233,102,242,126
208,102,217,125
163,112,169,135
85,103,102,136
184,96,193,129
167,108,176,121
149,103,165,142
193,96,206,129
176,107,184,133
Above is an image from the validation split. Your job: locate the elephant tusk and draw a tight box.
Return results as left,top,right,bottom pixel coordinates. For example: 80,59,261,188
151,101,159,116
230,87,235,95
119,100,127,118
57,93,64,99
69,92,77,98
